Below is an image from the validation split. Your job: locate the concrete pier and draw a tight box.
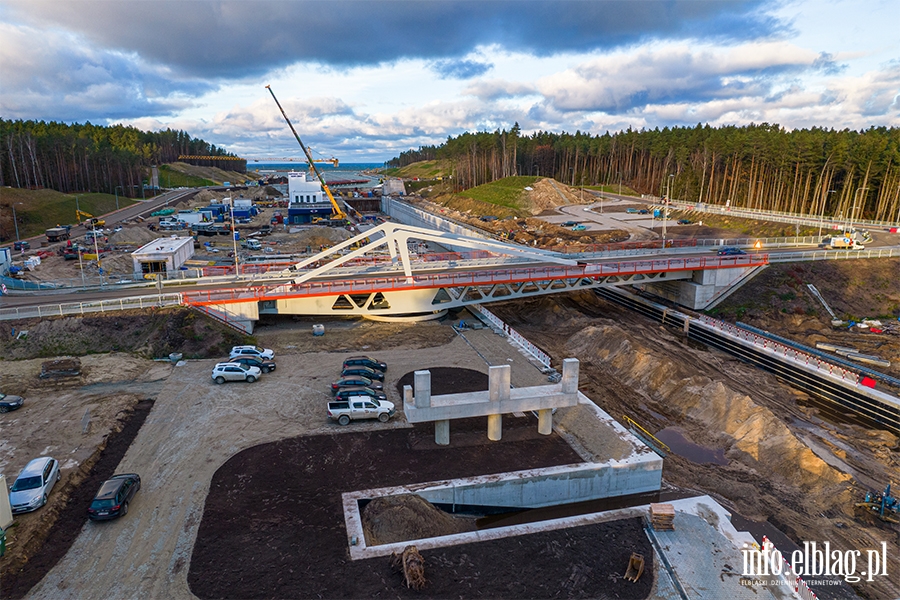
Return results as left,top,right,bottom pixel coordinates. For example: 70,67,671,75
406,359,582,444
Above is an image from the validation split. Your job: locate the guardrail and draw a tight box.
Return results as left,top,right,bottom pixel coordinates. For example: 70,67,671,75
182,254,769,306
0,293,184,321
663,200,898,229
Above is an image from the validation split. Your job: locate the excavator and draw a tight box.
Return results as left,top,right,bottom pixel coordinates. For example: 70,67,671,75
75,209,105,228
265,85,349,224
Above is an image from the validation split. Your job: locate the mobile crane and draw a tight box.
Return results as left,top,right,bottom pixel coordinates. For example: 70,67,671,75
265,85,348,223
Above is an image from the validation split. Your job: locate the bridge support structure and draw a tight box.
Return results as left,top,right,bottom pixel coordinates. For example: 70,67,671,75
405,358,581,445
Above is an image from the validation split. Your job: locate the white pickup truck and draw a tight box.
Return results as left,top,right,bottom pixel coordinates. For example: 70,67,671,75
327,397,396,425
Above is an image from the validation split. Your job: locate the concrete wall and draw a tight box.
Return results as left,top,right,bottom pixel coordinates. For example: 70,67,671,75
348,396,663,511
642,264,762,309
382,198,490,253
414,457,663,509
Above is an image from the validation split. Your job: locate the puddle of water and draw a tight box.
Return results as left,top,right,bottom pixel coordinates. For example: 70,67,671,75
654,428,728,465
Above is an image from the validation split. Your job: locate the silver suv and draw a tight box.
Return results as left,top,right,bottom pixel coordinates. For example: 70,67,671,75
212,362,261,384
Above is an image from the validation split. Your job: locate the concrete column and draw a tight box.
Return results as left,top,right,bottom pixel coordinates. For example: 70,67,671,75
414,370,431,408
487,414,502,441
537,408,552,435
487,365,509,441
488,365,511,402
561,358,580,395
435,420,450,445
403,384,413,409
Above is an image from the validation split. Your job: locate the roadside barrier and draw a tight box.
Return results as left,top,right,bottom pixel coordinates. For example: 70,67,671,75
469,304,552,368
699,315,860,385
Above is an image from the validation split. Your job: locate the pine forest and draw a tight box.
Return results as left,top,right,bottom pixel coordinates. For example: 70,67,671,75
389,124,900,224
0,119,240,197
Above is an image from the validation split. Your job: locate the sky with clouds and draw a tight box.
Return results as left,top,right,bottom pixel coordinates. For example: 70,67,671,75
1,0,898,163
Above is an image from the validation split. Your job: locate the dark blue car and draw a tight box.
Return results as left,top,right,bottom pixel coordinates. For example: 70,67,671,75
88,473,141,520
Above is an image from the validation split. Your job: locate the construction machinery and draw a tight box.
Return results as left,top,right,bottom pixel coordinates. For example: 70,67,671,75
75,210,105,228
265,85,347,223
856,483,899,523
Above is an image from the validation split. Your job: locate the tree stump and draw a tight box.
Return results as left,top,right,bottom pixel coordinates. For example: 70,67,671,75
390,544,426,590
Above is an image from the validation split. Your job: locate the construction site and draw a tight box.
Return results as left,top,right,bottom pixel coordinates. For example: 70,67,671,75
0,165,898,599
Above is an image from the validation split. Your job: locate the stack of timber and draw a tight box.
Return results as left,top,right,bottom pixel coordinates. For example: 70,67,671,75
650,503,675,531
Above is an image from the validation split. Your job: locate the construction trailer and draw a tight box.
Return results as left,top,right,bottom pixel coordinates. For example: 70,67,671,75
131,237,195,276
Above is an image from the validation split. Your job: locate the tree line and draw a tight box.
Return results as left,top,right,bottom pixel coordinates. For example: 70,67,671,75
389,123,900,223
0,119,240,196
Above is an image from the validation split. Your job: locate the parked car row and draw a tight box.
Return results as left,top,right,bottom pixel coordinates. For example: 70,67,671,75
6,456,140,522
211,346,277,384
328,356,394,425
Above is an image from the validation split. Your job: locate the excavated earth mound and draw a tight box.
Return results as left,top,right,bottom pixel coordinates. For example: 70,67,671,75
362,494,477,545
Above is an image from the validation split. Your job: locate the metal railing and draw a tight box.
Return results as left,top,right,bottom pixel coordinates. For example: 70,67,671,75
663,199,898,229
469,304,552,367
181,255,769,306
0,293,184,321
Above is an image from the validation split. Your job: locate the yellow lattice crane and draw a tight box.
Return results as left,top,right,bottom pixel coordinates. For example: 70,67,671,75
265,85,347,221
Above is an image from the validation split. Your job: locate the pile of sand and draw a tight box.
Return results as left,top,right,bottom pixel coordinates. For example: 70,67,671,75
109,226,162,246
361,494,476,546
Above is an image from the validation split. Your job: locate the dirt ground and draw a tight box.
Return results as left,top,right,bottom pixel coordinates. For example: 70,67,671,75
187,371,654,600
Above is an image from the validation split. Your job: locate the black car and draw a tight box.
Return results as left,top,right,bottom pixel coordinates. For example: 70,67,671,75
0,393,25,413
342,356,387,372
87,473,141,520
340,365,385,381
13,240,30,251
332,376,384,393
334,386,387,402
229,355,276,373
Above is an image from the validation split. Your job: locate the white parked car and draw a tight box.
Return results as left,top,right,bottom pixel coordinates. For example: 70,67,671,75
229,345,274,360
212,362,261,384
9,456,61,514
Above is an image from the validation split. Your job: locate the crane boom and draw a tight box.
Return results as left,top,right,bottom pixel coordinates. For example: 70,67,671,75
265,85,346,221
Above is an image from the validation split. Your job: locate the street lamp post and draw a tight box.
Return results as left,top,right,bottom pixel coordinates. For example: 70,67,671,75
819,189,836,240
92,223,103,284
663,174,674,247
849,187,868,233
230,202,240,276
11,204,20,242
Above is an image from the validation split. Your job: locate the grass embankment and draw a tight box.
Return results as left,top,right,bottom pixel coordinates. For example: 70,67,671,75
429,176,541,220
158,164,216,188
380,160,452,180
0,188,139,242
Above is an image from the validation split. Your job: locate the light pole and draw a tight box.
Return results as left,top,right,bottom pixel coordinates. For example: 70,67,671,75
663,174,674,247
230,202,240,276
92,223,103,284
849,187,868,233
818,189,836,239
11,204,20,242
115,185,123,211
